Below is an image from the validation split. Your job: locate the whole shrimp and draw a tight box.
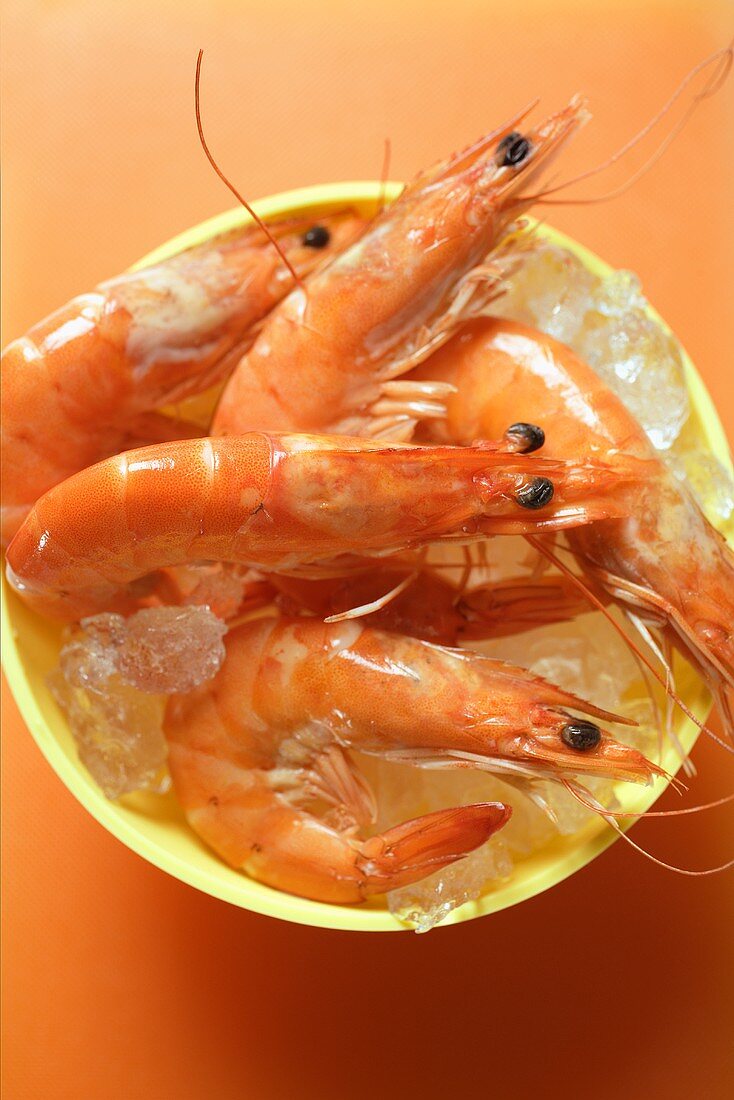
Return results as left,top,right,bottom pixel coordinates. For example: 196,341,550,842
0,209,366,545
164,616,661,903
5,431,647,622
211,97,588,441
408,317,734,731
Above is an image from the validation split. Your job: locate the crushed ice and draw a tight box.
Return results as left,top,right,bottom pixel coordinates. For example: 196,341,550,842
378,609,648,931
49,669,168,800
49,606,227,799
491,241,734,524
45,235,731,922
386,238,729,931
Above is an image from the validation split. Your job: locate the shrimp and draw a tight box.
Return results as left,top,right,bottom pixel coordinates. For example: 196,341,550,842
4,430,649,622
408,317,734,731
0,209,367,545
163,616,661,903
211,97,589,441
271,567,596,645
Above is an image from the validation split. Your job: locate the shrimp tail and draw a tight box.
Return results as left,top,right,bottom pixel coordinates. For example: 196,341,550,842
355,802,512,895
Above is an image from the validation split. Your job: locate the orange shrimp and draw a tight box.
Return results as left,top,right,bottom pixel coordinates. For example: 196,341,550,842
5,431,648,622
164,616,661,903
211,98,588,441
409,317,734,731
0,210,366,546
271,567,596,645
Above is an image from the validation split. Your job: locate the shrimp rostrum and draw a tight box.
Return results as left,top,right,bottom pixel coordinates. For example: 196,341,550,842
164,617,662,903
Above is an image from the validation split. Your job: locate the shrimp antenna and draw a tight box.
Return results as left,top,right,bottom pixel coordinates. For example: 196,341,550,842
377,138,393,217
525,535,734,757
194,50,303,287
563,780,734,820
562,780,734,876
324,548,427,623
519,43,733,207
324,570,418,624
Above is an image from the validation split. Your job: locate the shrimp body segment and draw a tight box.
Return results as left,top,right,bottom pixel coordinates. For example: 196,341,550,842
411,317,734,721
5,432,650,622
212,98,589,442
164,617,660,902
0,211,366,545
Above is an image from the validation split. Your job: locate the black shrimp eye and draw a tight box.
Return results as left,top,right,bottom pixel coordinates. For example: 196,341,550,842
514,476,554,509
562,721,602,752
302,225,331,249
504,422,545,454
496,131,532,167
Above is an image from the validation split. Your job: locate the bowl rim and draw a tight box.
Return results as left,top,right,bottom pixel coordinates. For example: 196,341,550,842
2,180,732,932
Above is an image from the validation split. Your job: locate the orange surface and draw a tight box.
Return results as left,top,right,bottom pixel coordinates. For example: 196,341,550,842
2,2,733,1097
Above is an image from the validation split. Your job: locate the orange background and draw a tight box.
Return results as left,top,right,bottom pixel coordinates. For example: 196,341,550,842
2,2,733,1097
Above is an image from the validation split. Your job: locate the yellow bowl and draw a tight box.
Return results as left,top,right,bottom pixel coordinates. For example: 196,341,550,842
3,182,732,931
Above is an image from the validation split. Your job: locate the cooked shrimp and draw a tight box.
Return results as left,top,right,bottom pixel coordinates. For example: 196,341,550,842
164,617,661,902
0,209,366,545
409,317,734,730
5,430,649,622
271,567,596,645
211,98,588,441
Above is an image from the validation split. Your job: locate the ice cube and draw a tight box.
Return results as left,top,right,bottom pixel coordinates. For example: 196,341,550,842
114,606,227,694
593,268,646,315
354,758,507,930
368,765,535,928
48,669,168,800
469,609,646,719
492,244,599,345
49,605,227,799
388,837,513,933
382,766,577,929
63,605,227,695
576,295,689,450
497,247,690,452
59,613,127,689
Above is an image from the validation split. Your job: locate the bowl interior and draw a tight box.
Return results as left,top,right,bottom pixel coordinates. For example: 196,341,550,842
3,181,732,931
